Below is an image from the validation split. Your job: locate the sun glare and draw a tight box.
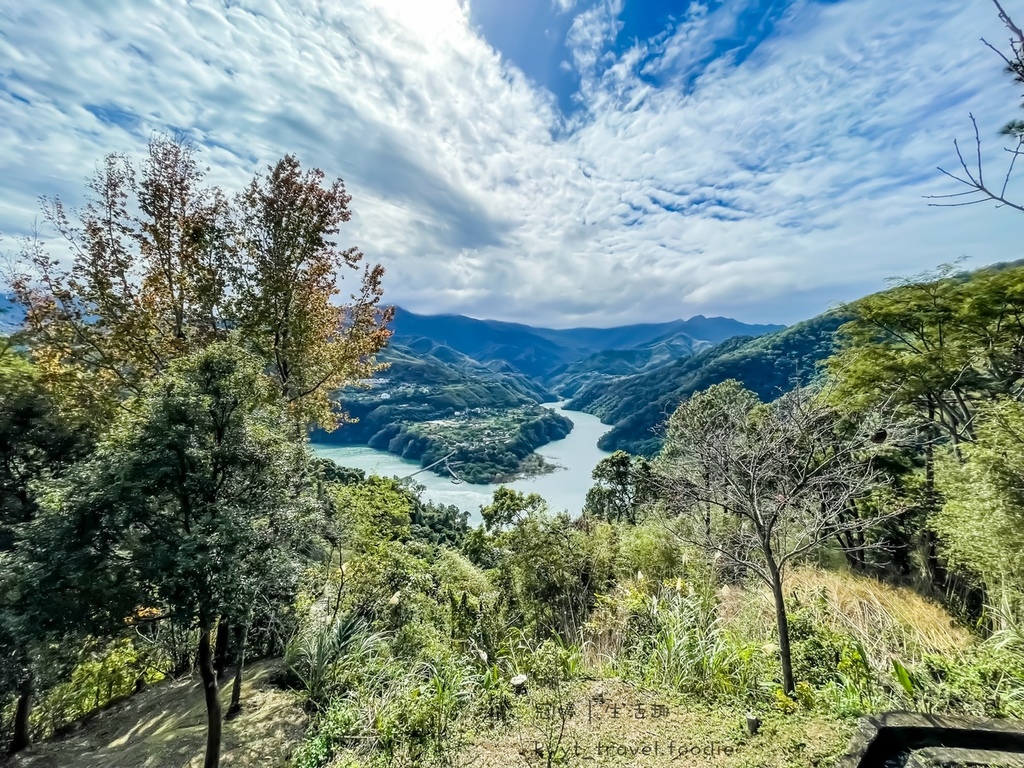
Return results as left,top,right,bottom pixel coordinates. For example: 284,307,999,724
376,0,467,40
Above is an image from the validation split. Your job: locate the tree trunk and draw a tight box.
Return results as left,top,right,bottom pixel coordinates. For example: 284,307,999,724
922,402,949,591
197,627,222,768
214,615,230,680
7,677,32,755
765,557,795,694
226,620,249,720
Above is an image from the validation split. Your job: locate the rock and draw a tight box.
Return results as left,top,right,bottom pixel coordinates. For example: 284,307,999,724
746,714,761,736
839,711,1024,768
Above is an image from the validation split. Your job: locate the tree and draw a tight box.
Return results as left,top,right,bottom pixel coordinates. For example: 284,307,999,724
37,341,309,768
583,450,654,525
826,263,1024,591
480,486,546,532
934,397,1024,620
928,0,1024,212
232,154,393,430
653,380,894,693
8,134,233,421
8,137,393,430
0,354,93,755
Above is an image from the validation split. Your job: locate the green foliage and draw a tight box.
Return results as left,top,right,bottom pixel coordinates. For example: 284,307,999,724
284,614,387,710
0,353,95,750
492,510,617,640
827,264,1024,436
786,610,849,688
905,644,1024,717
583,450,655,524
476,663,514,722
613,517,687,583
611,581,763,700
32,637,165,734
410,498,470,547
481,486,546,532
934,398,1024,607
292,696,364,768
35,341,312,632
333,476,414,551
892,658,915,697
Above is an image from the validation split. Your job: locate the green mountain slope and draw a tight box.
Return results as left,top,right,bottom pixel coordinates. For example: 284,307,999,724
379,340,554,402
547,331,713,397
566,312,848,456
312,339,570,483
390,307,783,379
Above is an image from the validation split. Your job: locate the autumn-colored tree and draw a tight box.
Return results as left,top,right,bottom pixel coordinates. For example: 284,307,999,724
8,137,392,429
9,135,233,420
232,155,392,430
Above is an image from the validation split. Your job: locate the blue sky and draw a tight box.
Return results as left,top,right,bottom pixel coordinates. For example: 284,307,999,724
0,0,1021,327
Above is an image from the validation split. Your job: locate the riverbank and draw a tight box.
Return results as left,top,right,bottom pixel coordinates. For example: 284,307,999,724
311,402,613,522
313,403,572,484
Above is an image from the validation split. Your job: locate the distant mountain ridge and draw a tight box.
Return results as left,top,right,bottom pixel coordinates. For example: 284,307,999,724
388,306,784,382
566,312,849,456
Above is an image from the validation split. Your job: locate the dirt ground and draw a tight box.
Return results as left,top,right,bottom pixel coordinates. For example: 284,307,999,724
3,660,308,768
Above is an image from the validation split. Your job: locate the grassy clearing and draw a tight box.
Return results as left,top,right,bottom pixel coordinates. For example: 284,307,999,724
459,679,857,768
4,661,306,768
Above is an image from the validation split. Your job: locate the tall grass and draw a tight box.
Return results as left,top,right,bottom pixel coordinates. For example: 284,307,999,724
719,569,970,671
284,612,387,710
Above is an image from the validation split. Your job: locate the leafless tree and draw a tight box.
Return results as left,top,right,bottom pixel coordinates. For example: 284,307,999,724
652,380,906,693
927,0,1024,213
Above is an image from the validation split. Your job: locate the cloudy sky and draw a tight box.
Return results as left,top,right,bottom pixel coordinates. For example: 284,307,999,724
0,0,1021,327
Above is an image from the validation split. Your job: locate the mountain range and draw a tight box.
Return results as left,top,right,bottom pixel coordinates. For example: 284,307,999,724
386,307,825,456
389,306,784,383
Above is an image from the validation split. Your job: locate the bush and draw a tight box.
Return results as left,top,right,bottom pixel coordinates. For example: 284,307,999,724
787,610,849,687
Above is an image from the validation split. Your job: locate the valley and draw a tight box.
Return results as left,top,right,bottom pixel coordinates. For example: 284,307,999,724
312,307,788,483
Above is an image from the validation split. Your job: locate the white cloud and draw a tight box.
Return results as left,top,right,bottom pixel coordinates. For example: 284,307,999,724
0,0,1020,328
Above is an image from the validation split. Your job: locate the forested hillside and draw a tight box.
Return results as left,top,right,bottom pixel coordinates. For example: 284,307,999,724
566,312,848,455
308,308,782,480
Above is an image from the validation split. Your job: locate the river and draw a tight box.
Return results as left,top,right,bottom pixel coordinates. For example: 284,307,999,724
310,402,612,525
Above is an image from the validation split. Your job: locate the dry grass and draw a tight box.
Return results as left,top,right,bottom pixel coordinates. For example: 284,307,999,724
3,660,307,768
721,568,971,668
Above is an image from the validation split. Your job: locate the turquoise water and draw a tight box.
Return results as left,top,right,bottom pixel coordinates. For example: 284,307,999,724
311,402,612,525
